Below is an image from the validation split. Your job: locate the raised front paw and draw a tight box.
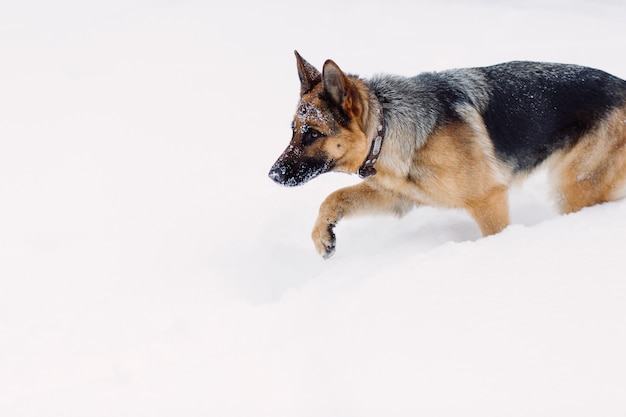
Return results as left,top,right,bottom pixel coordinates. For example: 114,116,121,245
312,222,336,259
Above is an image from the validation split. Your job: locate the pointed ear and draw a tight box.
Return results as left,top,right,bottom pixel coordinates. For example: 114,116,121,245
295,50,321,95
322,59,348,107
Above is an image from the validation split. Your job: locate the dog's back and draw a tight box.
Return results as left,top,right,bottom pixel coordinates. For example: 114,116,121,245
368,62,626,171
478,62,626,172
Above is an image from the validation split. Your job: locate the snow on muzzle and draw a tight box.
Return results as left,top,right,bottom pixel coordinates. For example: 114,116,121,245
268,146,333,187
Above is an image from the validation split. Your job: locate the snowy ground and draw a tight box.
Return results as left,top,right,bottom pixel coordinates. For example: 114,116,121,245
1,0,625,416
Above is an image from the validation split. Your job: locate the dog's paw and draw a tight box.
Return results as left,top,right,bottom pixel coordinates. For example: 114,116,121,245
312,223,336,259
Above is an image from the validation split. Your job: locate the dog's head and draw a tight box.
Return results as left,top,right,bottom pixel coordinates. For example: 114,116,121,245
268,52,370,186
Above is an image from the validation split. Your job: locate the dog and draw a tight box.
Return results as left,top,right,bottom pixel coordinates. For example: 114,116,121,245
269,51,626,258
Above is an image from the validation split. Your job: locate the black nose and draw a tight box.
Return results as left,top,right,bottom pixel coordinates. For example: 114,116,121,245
268,164,285,184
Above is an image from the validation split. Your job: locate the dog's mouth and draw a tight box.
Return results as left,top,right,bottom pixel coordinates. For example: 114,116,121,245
268,158,333,187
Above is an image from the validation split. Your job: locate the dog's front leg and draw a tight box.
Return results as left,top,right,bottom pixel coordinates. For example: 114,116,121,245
312,182,412,258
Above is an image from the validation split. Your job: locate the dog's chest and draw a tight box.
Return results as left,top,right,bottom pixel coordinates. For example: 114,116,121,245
371,170,452,208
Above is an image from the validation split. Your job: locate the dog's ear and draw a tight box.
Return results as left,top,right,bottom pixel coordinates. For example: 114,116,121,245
295,51,321,95
322,60,349,107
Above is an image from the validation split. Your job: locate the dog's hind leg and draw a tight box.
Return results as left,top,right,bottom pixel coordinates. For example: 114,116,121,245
550,107,626,214
312,181,413,258
465,185,511,236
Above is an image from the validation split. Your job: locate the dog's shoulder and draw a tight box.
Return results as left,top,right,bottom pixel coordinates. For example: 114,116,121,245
365,69,490,146
366,68,490,110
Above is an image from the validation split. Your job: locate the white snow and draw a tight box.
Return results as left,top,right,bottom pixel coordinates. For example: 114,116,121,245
1,1,625,416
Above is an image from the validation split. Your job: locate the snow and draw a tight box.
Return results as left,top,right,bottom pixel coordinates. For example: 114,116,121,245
1,0,625,416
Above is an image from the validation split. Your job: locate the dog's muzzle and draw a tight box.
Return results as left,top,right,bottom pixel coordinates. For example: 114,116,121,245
268,154,332,187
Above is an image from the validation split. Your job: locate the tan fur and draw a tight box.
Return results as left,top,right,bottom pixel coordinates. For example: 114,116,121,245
312,182,413,256
373,120,512,235
548,105,626,213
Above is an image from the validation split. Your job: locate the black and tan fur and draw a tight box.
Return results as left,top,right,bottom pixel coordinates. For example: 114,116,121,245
269,51,626,258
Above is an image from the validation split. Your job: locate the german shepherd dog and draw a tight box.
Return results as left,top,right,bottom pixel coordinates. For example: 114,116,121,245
269,51,626,258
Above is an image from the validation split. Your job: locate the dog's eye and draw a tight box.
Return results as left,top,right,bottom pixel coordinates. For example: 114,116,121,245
302,128,324,146
291,120,296,131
